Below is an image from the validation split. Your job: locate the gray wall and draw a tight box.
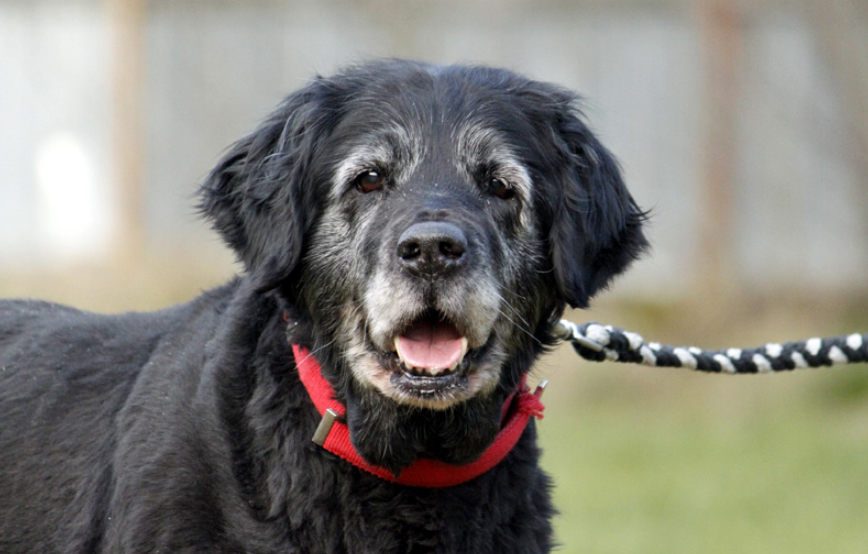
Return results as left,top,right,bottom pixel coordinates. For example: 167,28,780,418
1,0,866,296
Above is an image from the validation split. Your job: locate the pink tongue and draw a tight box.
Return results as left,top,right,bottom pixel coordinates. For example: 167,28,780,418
395,319,465,370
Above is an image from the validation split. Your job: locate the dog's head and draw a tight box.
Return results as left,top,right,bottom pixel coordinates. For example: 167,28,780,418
201,60,646,469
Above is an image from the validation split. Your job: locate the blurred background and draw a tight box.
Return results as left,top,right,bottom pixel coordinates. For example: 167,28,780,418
1,0,867,552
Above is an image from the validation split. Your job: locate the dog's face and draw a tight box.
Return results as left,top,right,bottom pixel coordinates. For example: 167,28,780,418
201,60,646,468
302,73,552,411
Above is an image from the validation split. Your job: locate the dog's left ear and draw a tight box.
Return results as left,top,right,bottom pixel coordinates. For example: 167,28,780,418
546,104,649,309
198,83,336,290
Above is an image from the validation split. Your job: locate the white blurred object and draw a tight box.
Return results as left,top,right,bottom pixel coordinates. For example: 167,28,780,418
35,132,113,260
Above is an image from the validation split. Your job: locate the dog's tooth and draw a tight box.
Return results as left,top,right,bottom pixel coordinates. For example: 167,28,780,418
393,336,411,368
448,337,469,371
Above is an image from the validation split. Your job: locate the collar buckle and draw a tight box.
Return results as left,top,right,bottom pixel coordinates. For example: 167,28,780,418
311,408,340,446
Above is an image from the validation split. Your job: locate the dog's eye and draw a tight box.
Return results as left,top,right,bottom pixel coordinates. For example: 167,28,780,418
488,177,515,200
355,170,385,193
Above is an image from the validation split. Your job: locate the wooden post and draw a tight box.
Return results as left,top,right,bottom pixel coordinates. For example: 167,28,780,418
106,0,146,262
695,0,744,299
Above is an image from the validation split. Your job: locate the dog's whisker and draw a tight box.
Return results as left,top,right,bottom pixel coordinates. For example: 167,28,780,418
499,295,530,324
500,306,534,337
495,307,542,347
492,290,533,329
489,292,542,345
303,338,339,364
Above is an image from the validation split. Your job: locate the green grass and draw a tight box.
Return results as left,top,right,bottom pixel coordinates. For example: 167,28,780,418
539,382,868,554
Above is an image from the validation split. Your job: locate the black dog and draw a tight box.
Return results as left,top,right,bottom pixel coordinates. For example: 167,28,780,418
0,60,646,553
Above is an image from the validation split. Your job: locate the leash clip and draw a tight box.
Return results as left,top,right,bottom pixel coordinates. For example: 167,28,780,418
554,319,604,352
311,408,340,446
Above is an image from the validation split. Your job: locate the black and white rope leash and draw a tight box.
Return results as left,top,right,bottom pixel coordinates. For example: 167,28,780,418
554,320,868,373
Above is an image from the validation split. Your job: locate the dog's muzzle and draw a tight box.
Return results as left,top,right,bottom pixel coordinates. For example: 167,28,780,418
357,213,501,407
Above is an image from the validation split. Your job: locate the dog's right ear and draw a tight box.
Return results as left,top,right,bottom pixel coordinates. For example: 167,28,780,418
198,82,337,290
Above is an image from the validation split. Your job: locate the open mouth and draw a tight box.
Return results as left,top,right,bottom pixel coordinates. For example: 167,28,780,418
379,311,474,397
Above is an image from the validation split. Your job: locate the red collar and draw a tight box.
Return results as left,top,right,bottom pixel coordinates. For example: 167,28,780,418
292,344,545,488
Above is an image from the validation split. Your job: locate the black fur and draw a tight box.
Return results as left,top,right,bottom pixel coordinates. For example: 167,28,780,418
0,60,646,553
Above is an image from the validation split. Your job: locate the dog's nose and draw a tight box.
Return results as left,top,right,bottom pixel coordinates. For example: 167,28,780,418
397,221,467,277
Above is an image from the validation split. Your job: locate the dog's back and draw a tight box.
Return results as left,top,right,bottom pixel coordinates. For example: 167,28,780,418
0,294,226,551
